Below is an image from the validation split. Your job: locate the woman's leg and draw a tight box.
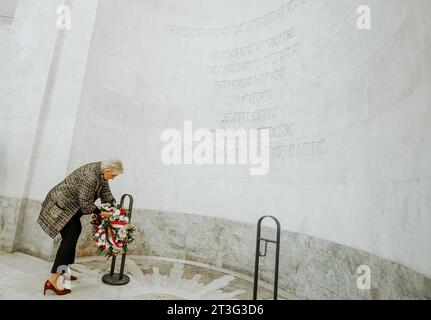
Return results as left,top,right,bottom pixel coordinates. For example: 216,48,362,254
67,212,82,265
51,212,82,274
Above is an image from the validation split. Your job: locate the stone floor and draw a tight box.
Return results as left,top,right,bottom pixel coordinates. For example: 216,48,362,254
0,251,297,300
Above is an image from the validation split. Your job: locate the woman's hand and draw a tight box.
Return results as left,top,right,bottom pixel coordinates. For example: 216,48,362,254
99,211,112,219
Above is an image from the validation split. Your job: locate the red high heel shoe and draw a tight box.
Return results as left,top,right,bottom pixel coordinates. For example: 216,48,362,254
43,280,71,295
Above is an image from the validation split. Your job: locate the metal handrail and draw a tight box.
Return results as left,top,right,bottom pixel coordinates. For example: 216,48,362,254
253,216,281,300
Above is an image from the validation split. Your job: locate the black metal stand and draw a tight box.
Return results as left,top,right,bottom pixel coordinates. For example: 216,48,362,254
102,194,133,286
253,216,281,300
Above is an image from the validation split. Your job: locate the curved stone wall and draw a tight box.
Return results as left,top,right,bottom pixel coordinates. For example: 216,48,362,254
1,0,429,300
68,0,431,283
72,209,430,300
10,197,430,299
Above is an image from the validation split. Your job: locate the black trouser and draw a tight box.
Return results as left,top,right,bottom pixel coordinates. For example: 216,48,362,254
51,210,82,274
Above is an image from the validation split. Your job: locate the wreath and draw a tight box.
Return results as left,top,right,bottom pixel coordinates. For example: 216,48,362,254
91,204,135,258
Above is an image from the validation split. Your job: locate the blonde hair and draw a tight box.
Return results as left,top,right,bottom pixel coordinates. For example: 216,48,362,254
101,159,124,174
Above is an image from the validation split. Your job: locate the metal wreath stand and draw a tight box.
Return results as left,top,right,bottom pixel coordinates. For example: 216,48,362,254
102,194,133,285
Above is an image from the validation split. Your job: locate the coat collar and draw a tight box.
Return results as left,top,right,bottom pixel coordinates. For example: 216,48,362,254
97,161,106,182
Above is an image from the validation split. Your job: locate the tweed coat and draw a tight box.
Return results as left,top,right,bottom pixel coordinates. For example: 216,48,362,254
37,161,116,238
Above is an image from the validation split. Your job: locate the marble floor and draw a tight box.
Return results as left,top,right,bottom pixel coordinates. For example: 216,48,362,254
0,251,297,300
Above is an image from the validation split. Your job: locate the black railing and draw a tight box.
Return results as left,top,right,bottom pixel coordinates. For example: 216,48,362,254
102,194,133,285
253,216,281,300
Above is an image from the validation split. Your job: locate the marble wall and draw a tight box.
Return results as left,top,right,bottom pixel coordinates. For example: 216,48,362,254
0,0,17,17
0,0,99,257
0,196,20,252
0,0,430,299
72,208,431,299
70,0,431,280
0,0,65,255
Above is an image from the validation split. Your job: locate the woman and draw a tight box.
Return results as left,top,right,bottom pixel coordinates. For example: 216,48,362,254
38,159,124,295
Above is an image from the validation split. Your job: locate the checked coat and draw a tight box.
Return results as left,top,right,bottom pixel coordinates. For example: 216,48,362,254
37,161,116,238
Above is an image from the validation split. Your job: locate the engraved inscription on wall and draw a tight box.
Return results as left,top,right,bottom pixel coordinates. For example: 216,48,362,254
166,1,306,39
167,0,326,160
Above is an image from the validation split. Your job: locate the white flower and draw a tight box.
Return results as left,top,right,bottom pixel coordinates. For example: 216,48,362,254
118,229,127,238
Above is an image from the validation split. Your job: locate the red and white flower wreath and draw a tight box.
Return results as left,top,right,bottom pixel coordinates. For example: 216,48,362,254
91,204,135,258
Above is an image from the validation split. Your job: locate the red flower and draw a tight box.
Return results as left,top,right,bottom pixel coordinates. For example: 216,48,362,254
120,208,126,216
